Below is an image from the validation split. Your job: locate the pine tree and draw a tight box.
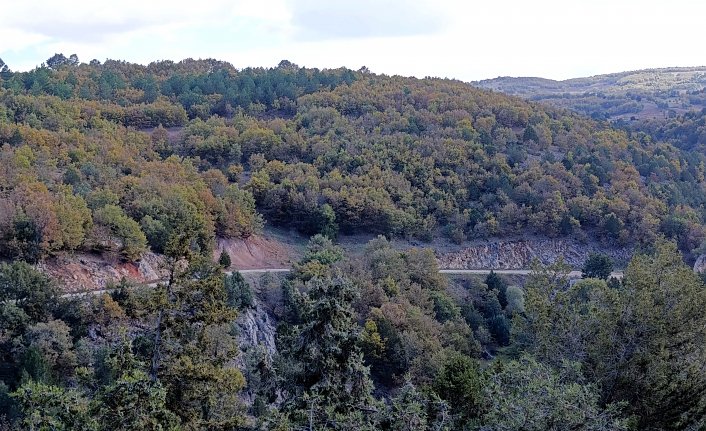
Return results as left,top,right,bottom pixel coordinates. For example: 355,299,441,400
218,250,232,268
150,257,246,429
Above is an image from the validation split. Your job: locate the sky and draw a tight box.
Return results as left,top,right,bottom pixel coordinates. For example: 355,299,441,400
1,0,705,81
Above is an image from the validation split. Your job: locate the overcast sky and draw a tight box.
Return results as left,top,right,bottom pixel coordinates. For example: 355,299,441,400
1,0,704,81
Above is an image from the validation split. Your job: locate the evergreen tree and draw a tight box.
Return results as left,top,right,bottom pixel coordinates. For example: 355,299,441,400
432,351,483,425
581,253,614,280
218,250,232,268
96,370,179,431
278,273,379,429
11,381,97,431
224,271,253,309
389,378,428,431
485,271,508,308
151,258,245,429
481,356,627,431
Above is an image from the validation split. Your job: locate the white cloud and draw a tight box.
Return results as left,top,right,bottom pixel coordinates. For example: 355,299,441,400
287,0,445,39
1,0,706,80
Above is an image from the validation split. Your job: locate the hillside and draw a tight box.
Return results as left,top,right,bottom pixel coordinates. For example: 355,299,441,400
2,56,706,431
475,66,706,121
1,57,706,269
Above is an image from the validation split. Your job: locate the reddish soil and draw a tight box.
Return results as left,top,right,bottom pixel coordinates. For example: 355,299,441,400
213,235,297,270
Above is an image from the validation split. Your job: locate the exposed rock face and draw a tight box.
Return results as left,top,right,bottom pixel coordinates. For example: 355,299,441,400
40,252,168,292
236,299,277,359
234,295,279,406
694,255,706,273
437,239,633,269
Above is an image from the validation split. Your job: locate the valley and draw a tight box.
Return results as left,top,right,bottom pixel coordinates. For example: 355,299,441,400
1,56,705,430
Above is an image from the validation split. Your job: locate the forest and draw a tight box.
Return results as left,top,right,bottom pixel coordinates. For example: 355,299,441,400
1,57,706,260
1,235,705,430
1,56,706,429
475,67,706,122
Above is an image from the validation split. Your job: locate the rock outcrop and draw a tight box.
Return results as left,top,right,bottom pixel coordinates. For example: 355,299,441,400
236,299,277,359
40,252,168,292
437,238,633,269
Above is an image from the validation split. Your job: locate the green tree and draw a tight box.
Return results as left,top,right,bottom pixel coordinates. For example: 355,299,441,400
432,351,483,424
389,378,428,431
54,188,92,252
92,205,147,261
12,381,97,431
1,216,43,264
216,185,263,238
518,243,706,430
292,234,344,281
150,258,245,429
481,356,627,431
0,262,57,322
96,370,179,431
218,250,231,268
485,271,508,308
581,253,614,280
22,320,77,381
224,271,253,309
278,273,379,429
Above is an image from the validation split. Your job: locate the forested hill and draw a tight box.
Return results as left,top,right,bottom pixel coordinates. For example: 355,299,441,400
475,67,706,121
1,56,706,265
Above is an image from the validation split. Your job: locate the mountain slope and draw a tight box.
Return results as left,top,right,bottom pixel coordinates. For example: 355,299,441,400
1,58,705,264
475,66,706,121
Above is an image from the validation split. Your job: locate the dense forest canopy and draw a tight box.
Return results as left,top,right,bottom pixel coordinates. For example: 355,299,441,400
1,234,705,430
1,56,706,264
2,55,706,430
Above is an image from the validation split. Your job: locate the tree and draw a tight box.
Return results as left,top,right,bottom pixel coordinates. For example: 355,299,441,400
150,258,245,429
432,351,483,424
218,250,231,268
12,381,97,431
316,203,338,240
22,320,77,381
92,205,147,261
612,242,706,430
292,234,344,281
140,194,213,259
1,216,43,264
581,253,614,280
518,243,706,430
216,185,263,238
278,273,379,429
224,271,253,309
389,378,428,431
0,262,57,322
504,285,525,315
481,356,627,431
96,370,179,431
485,271,508,308
54,189,92,252
0,58,9,80
46,53,71,70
